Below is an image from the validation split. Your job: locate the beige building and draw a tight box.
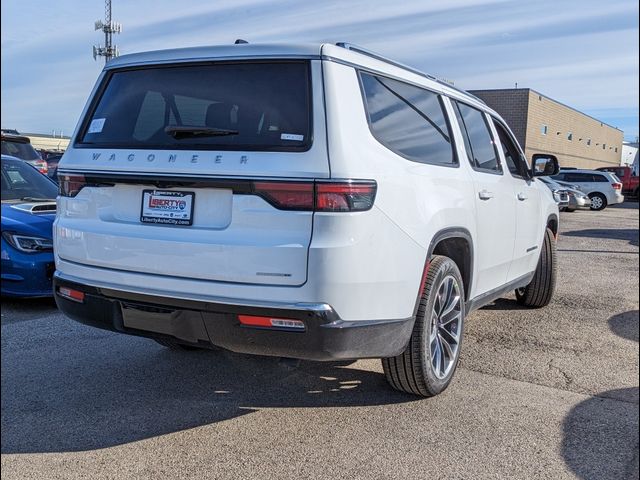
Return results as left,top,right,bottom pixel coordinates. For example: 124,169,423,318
23,132,71,152
469,88,623,169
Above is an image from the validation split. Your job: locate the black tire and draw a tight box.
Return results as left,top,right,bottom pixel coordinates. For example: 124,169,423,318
515,228,557,308
382,255,465,397
564,208,576,213
589,192,607,211
153,338,204,351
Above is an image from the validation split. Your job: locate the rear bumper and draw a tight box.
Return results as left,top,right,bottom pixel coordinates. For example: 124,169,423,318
53,276,414,361
605,191,625,205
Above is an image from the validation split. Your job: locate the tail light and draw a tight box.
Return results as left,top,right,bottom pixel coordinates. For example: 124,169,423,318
252,180,377,212
316,182,377,212
59,174,87,197
252,182,314,210
34,159,48,174
612,182,622,190
57,175,377,211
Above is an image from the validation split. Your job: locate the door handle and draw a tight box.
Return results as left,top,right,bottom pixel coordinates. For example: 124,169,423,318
517,192,528,201
478,190,494,200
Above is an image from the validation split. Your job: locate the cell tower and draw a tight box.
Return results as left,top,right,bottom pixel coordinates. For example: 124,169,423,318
93,0,122,63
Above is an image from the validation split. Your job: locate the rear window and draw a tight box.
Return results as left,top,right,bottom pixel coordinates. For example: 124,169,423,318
78,62,312,151
1,139,41,160
1,159,57,201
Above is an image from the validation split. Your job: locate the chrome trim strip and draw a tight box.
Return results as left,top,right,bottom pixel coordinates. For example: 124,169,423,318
53,270,333,313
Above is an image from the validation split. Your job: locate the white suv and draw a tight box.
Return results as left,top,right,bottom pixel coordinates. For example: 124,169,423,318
552,169,624,210
54,43,560,396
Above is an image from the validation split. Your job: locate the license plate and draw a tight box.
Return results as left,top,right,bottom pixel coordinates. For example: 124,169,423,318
141,190,195,226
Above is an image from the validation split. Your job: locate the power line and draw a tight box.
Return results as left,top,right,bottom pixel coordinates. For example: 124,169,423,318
93,0,122,63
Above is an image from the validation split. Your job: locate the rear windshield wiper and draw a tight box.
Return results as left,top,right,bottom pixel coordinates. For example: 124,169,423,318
164,126,239,140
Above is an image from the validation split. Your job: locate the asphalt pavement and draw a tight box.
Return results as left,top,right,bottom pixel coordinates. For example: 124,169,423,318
2,203,638,480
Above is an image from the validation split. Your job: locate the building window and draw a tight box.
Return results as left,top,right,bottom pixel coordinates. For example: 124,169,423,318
587,139,591,146
602,143,606,150
615,147,618,153
541,125,548,135
567,132,573,141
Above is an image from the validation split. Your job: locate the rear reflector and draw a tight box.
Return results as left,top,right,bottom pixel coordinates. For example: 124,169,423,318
238,315,305,330
58,286,85,303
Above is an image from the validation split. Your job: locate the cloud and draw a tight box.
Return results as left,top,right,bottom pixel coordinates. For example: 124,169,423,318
1,0,638,139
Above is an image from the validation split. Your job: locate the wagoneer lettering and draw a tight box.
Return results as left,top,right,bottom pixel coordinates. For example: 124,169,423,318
54,42,560,397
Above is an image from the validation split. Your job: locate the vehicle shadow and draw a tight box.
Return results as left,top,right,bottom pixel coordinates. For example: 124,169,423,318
612,201,639,208
561,228,639,247
1,336,418,454
608,310,639,343
562,387,639,480
0,297,58,326
479,297,528,311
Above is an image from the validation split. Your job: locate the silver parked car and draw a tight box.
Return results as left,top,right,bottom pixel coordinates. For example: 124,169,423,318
538,177,570,210
552,169,624,210
554,180,591,211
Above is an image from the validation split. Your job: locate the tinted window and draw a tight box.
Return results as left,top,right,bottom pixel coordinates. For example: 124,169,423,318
359,72,455,165
492,120,528,178
79,62,311,151
593,174,610,183
1,139,41,160
452,101,501,173
1,159,58,201
563,173,599,183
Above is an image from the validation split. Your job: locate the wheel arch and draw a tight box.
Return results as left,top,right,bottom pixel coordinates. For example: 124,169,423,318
546,213,559,237
425,228,474,302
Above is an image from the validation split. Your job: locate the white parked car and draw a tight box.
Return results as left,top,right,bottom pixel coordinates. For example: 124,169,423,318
552,169,624,210
54,42,560,397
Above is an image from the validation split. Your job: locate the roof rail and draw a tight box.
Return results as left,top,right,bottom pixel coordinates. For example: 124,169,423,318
334,42,485,104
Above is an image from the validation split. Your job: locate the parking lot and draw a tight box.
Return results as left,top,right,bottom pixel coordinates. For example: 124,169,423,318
1,204,638,480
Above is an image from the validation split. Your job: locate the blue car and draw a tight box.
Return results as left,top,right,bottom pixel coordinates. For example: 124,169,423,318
1,155,58,297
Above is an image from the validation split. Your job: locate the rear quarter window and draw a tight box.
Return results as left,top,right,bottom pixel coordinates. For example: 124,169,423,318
359,71,456,166
78,61,312,152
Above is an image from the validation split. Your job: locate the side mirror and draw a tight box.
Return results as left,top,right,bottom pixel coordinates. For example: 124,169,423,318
531,154,560,177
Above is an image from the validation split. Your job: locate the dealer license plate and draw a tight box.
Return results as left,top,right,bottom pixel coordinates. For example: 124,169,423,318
141,190,195,226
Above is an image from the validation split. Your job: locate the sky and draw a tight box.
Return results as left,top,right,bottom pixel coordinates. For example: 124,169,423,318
1,0,638,141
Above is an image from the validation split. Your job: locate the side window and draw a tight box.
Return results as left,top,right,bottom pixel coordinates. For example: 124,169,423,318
565,173,591,183
359,72,456,166
452,101,501,173
593,174,610,183
492,119,529,178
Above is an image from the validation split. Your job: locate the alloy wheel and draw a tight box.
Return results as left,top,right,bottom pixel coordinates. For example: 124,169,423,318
429,275,463,379
591,196,603,209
